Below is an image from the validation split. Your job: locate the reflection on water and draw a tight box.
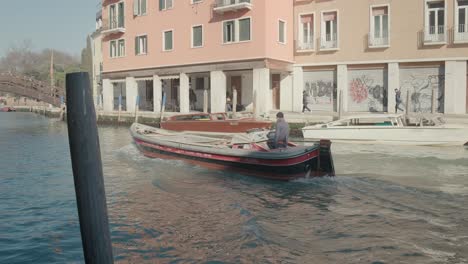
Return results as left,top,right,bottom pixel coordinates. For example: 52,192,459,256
1,113,468,263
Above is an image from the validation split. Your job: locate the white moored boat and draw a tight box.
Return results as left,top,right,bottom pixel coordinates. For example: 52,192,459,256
302,114,468,146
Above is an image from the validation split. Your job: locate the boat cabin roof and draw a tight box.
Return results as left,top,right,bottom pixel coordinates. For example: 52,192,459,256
166,113,228,121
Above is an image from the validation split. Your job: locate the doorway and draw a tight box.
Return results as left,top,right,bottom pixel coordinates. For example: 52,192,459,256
230,76,242,105
271,74,281,110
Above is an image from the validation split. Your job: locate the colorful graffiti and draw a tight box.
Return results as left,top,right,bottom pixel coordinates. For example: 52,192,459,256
348,70,387,112
400,67,445,113
303,71,336,111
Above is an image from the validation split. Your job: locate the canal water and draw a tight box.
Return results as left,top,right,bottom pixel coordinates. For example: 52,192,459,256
1,112,468,264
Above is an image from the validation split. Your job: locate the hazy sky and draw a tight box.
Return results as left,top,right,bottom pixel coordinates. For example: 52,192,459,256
0,0,98,57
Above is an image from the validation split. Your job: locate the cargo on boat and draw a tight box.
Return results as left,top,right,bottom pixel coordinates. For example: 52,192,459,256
160,112,272,134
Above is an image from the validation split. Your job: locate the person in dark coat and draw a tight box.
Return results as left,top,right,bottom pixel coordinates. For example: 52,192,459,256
395,88,404,113
302,91,311,112
189,89,197,110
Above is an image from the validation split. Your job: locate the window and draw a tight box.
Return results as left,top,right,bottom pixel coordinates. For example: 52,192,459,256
118,39,125,56
224,21,235,43
456,0,468,39
370,6,389,46
195,77,205,90
163,30,173,51
298,14,314,50
321,11,338,49
278,20,286,43
192,25,203,48
425,0,445,42
239,18,251,41
191,0,202,3
135,35,147,55
110,41,117,58
159,0,173,11
109,2,125,28
110,39,125,58
223,18,251,44
133,0,147,16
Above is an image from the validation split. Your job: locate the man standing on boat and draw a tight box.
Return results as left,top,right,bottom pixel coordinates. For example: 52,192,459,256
395,88,404,113
273,112,290,149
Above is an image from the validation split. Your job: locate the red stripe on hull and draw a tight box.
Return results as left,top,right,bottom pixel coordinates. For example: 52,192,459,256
135,143,323,181
134,138,319,167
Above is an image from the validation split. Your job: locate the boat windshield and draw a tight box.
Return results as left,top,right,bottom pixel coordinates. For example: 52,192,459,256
328,117,396,127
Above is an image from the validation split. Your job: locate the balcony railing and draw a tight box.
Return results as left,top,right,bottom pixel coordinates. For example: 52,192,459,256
213,0,252,13
297,38,315,51
424,26,446,44
320,34,338,50
368,34,389,48
455,24,468,43
101,18,125,35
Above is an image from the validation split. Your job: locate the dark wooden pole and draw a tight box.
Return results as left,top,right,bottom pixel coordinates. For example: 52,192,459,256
66,72,114,264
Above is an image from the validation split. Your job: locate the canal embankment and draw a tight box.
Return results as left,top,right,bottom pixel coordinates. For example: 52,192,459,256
12,105,468,138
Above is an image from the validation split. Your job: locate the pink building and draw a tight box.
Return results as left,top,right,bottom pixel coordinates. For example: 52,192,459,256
100,0,468,116
101,0,294,115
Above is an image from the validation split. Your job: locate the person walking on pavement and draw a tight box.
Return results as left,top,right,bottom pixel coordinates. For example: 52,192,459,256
302,91,311,113
395,88,404,113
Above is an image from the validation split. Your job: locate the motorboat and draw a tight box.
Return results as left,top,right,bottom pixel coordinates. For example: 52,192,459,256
302,114,468,146
160,112,272,134
131,123,335,180
1,107,16,112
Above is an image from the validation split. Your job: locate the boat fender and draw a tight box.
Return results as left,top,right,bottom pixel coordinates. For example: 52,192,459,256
304,163,311,172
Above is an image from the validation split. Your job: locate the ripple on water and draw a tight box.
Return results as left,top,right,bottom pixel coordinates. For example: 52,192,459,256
1,113,468,264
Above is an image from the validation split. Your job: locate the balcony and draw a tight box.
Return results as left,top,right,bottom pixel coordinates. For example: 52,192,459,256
454,24,468,43
101,18,125,35
423,26,446,45
368,34,389,48
297,38,315,51
213,0,252,13
320,34,338,50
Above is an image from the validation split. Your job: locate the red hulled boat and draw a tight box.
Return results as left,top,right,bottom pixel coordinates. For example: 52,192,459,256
160,113,272,134
130,123,335,181
1,107,16,112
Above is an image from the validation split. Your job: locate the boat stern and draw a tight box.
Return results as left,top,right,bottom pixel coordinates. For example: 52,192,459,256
317,139,335,176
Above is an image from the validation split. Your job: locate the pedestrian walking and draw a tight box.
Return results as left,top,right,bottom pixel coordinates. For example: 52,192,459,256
395,88,404,113
302,91,311,113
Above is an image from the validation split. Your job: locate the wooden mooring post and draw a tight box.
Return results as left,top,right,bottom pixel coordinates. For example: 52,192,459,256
65,72,114,264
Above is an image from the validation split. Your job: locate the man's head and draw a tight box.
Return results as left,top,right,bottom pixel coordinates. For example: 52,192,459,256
276,112,284,118
394,88,398,92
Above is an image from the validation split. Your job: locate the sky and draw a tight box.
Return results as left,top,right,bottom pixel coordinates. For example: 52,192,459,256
0,0,98,57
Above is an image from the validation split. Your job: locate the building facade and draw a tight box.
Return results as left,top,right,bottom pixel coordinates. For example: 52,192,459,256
101,0,294,115
294,0,468,115
91,9,104,109
99,0,468,116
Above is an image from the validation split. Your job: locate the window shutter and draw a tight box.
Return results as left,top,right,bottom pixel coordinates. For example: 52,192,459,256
239,19,250,41
134,0,139,16
193,26,202,47
141,0,146,14
135,37,139,55
279,21,285,43
159,0,165,10
223,23,227,43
